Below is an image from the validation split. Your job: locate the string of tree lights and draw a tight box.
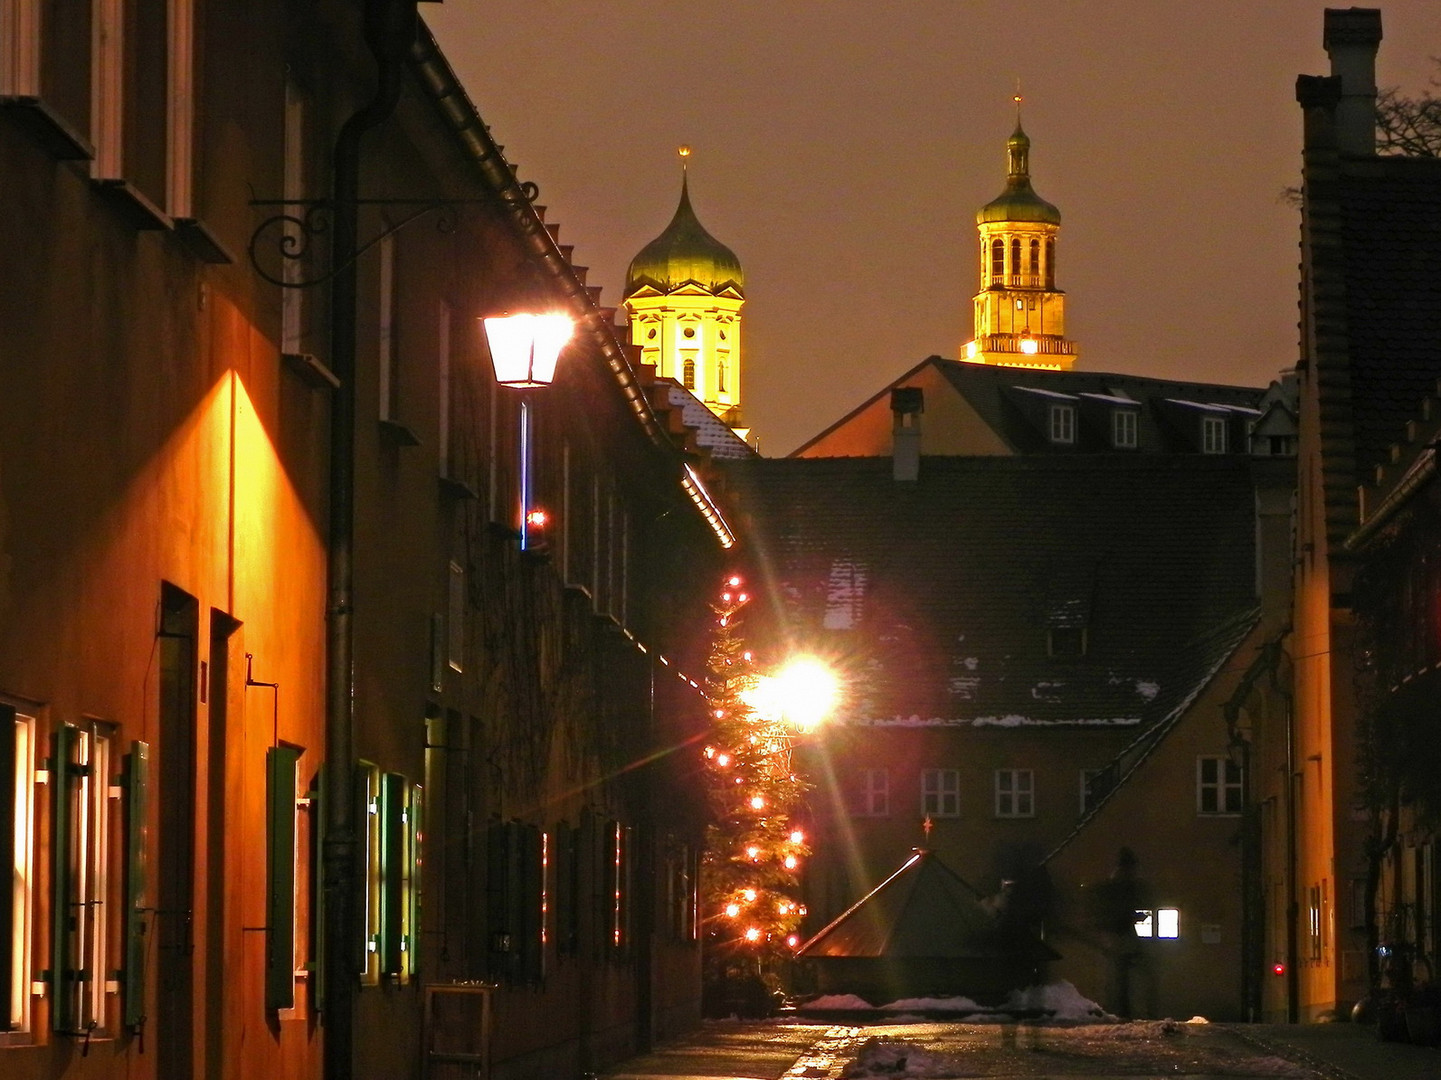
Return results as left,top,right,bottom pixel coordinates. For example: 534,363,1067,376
698,573,831,1005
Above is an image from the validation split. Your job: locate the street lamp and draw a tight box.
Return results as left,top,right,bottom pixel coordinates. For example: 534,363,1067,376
481,312,574,551
743,656,839,733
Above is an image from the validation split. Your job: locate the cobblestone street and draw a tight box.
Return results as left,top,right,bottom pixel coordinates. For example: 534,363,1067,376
601,1019,1441,1080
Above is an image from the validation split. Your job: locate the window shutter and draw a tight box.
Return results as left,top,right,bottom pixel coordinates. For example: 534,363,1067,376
378,772,405,976
265,746,299,1009
123,741,151,1029
49,724,78,1032
0,705,15,1031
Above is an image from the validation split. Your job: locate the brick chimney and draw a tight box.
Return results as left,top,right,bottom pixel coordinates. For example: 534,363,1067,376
1323,7,1382,156
891,387,923,482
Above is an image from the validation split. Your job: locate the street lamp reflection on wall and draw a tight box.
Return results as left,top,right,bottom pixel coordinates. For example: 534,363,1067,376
483,312,574,387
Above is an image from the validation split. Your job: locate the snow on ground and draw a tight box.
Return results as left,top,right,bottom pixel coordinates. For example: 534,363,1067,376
800,981,1108,1021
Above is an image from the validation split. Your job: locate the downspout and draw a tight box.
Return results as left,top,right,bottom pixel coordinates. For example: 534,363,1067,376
323,4,418,1080
1281,668,1299,1023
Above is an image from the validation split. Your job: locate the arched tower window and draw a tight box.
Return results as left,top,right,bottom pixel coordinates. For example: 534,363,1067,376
1029,238,1040,278
990,239,1004,283
1010,238,1021,282
683,358,695,389
1046,238,1056,287
717,360,727,393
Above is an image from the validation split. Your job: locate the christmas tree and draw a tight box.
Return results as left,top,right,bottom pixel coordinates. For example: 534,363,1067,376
699,573,811,1011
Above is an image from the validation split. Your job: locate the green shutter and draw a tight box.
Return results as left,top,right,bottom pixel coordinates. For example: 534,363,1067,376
309,767,325,1010
123,741,151,1030
265,746,299,1010
0,705,15,1031
49,725,77,1032
378,773,405,976
407,784,422,980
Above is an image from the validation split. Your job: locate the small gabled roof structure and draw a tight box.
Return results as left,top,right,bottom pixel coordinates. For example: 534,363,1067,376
798,849,1002,959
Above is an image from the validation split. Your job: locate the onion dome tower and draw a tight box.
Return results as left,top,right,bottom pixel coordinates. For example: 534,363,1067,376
961,105,1078,370
624,147,747,438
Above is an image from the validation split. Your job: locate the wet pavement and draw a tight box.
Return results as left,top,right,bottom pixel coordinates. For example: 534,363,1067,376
600,1017,1441,1080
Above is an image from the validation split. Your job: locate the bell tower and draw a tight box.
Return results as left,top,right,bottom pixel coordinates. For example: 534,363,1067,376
962,104,1078,370
624,148,747,437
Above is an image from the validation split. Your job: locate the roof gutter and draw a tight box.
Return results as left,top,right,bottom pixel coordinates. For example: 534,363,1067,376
1345,446,1435,552
408,25,671,453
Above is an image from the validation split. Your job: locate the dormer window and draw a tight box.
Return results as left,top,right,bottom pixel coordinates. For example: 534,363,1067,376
1048,627,1087,657
1202,415,1227,454
1112,409,1138,449
1049,404,1075,445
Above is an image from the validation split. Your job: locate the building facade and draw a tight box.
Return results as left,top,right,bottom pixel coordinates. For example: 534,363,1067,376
0,3,728,1078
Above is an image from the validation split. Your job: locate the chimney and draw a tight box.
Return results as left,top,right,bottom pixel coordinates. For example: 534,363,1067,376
1323,7,1382,156
891,387,923,482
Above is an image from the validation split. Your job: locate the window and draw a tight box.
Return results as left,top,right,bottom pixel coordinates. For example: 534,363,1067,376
682,357,695,390
1134,907,1180,938
1112,409,1138,449
264,746,301,1010
50,721,113,1034
447,561,464,673
1048,627,1087,657
855,769,888,817
1045,238,1055,286
991,239,1004,281
717,360,726,393
1202,415,1227,454
2,706,35,1038
921,769,959,818
1010,237,1021,280
486,819,543,983
1197,756,1243,815
995,769,1034,818
1080,768,1102,814
1048,404,1075,445
1029,238,1040,276
1308,885,1322,962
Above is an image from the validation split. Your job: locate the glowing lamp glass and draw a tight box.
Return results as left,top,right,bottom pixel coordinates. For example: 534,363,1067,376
742,888,757,901
1019,336,1039,356
484,312,574,387
746,846,760,860
750,795,765,810
724,903,740,918
790,830,804,844
784,855,798,869
787,934,799,948
744,927,761,942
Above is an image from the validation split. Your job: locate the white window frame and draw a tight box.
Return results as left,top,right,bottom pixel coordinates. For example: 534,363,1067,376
995,769,1034,818
1112,408,1138,449
1048,404,1075,445
1202,415,1228,454
54,721,113,1034
921,769,960,818
4,708,36,1041
1197,756,1243,815
856,769,889,817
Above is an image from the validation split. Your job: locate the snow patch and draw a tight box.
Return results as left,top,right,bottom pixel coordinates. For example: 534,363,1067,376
802,993,873,1010
839,1038,949,1079
881,995,982,1013
1004,980,1109,1020
1135,680,1160,701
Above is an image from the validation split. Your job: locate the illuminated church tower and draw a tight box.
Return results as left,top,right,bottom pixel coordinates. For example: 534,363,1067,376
961,110,1078,370
625,149,747,438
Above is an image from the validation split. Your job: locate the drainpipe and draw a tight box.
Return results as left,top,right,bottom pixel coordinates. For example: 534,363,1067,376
1283,675,1299,1023
323,4,418,1080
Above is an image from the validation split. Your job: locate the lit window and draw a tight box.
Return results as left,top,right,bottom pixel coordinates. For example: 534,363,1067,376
1112,409,1138,449
1157,908,1179,938
1048,404,1075,445
921,769,960,818
991,239,1004,282
995,769,1034,818
1010,237,1021,281
1202,415,1227,454
50,721,113,1034
717,360,726,393
1029,238,1040,277
682,358,695,390
359,762,382,985
856,769,889,817
3,706,36,1038
1134,910,1153,937
1197,756,1243,815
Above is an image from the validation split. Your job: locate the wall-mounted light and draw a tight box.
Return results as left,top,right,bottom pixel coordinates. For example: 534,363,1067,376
482,312,573,388
1019,328,1039,356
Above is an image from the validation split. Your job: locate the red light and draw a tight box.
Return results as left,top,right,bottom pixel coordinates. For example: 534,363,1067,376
1272,962,1286,976
526,509,547,529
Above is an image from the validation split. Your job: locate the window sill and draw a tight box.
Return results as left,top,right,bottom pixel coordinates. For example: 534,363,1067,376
283,352,340,390
0,95,94,160
92,178,171,230
378,419,421,447
175,217,235,264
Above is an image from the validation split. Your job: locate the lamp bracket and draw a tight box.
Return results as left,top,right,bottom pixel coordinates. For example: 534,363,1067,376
246,185,538,289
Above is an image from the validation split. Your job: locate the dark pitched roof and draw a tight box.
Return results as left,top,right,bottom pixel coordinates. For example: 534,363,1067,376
724,455,1259,727
934,361,1266,455
797,849,1046,959
1335,156,1441,474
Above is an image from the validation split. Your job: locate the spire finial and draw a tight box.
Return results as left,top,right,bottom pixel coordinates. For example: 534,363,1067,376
678,144,692,176
922,814,933,842
1013,80,1023,126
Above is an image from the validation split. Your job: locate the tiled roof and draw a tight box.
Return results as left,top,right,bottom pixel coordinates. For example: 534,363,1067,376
663,383,756,460
724,455,1260,728
937,361,1265,454
1337,156,1441,473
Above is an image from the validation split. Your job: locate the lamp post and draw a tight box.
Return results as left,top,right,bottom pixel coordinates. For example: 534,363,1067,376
481,312,573,551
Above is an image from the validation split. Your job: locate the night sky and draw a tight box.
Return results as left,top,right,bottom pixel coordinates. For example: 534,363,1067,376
426,2,1438,455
